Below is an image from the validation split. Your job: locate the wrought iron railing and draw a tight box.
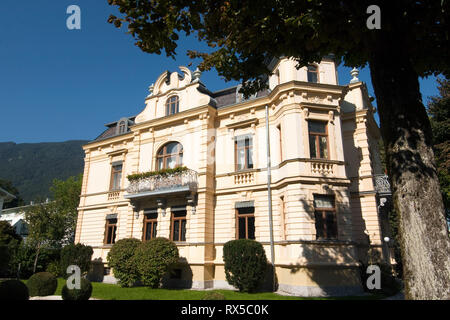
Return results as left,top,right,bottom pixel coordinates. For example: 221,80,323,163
374,174,391,194
126,169,198,195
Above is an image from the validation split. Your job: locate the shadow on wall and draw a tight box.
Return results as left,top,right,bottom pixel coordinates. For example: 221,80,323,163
86,257,104,283
280,193,369,296
161,257,193,289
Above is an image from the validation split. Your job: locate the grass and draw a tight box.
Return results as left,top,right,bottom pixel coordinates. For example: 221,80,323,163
46,278,383,300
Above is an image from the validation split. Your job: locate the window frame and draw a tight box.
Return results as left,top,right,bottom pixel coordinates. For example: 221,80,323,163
109,163,123,191
170,208,187,242
234,135,253,171
235,207,256,240
307,64,319,83
104,218,117,245
143,211,158,241
308,121,330,160
166,95,180,116
118,121,126,134
313,195,338,240
156,142,183,170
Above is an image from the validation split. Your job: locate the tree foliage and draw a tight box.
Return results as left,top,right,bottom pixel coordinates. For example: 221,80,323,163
24,202,66,273
107,0,449,95
50,174,82,244
0,221,22,277
428,78,450,214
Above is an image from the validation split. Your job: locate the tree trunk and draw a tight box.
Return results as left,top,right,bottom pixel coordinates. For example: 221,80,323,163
369,31,450,300
33,242,41,274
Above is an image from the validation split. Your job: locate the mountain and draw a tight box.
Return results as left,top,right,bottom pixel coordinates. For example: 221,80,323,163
0,140,88,203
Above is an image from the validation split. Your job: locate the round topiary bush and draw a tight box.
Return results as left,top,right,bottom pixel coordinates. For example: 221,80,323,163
27,272,58,296
0,279,29,300
61,277,93,300
202,291,226,300
223,239,268,293
107,238,142,287
134,237,179,288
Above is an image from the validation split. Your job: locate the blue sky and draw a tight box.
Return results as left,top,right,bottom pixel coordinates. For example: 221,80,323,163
0,1,441,143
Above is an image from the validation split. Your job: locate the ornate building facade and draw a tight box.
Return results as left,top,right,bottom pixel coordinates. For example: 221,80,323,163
75,57,392,296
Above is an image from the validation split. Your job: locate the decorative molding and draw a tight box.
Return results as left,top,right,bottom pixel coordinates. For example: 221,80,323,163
226,118,259,130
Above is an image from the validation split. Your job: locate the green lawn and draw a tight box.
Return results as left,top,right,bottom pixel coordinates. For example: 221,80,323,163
49,278,383,300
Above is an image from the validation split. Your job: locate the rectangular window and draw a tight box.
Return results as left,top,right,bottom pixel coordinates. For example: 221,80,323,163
171,207,187,242
235,135,253,171
308,121,328,159
313,195,337,240
236,206,255,240
105,218,117,245
143,210,158,241
110,163,123,191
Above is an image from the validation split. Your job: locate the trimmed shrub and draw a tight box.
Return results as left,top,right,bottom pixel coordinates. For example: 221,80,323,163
60,243,93,278
107,238,141,287
223,239,268,293
202,291,226,300
27,272,58,296
0,279,29,300
61,277,93,300
134,237,179,288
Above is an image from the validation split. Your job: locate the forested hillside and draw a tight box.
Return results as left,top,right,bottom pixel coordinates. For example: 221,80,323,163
0,140,88,203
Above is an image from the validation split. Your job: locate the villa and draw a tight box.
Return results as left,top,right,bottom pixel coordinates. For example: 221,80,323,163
74,57,392,296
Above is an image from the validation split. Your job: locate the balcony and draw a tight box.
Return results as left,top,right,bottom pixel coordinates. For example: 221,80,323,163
124,168,198,200
374,174,391,195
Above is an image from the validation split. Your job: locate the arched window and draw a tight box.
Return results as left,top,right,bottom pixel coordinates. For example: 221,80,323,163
166,95,179,116
156,142,183,170
307,65,319,83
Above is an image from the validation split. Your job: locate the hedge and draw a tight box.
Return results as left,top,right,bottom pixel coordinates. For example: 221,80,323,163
27,272,58,296
61,277,93,300
134,237,179,288
107,238,141,287
223,239,268,293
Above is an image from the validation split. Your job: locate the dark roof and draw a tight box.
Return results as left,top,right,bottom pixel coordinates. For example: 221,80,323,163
91,85,270,143
212,86,270,109
92,117,135,142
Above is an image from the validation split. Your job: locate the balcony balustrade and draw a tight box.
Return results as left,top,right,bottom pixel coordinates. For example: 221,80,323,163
125,169,198,200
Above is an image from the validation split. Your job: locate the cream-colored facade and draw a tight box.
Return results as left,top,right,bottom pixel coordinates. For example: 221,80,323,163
75,57,391,296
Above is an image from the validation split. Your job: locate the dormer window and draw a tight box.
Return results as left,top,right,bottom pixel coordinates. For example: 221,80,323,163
115,117,130,135
307,65,319,83
118,121,126,134
166,95,179,116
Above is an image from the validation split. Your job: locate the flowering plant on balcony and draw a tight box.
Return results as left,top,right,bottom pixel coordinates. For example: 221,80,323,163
127,166,189,182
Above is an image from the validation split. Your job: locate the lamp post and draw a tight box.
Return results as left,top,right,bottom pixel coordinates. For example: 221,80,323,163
265,104,276,291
